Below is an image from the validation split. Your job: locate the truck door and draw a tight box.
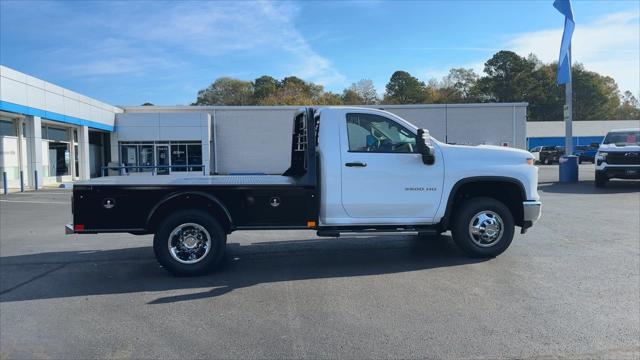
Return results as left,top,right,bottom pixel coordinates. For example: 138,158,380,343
340,112,444,220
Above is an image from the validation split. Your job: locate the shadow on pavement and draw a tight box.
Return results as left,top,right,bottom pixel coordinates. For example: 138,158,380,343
538,179,640,194
0,235,486,304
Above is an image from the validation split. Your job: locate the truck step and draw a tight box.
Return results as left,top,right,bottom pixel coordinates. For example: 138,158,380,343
316,228,438,238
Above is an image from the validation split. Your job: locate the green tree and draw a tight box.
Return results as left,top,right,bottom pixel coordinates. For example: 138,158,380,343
476,50,537,103
572,64,620,120
259,77,324,105
317,92,344,105
383,70,426,104
194,77,254,105
424,78,443,103
341,89,364,104
616,91,640,119
141,102,154,106
526,63,563,121
439,68,480,102
253,76,280,103
281,76,323,100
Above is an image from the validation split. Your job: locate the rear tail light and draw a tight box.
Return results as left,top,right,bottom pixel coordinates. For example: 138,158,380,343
74,224,85,232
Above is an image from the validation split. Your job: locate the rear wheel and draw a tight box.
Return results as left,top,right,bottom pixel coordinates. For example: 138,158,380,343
595,173,608,188
451,197,515,258
154,209,226,276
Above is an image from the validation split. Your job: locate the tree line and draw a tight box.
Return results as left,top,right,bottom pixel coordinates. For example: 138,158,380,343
191,50,640,121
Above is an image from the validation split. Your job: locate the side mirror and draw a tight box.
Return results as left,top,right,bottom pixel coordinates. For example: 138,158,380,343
416,129,435,165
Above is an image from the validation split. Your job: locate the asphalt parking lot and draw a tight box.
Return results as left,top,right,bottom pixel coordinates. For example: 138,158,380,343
1,164,639,359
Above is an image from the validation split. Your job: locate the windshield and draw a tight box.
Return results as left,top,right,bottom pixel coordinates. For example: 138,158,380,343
603,130,640,145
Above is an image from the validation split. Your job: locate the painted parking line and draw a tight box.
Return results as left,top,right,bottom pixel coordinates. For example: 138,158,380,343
0,200,68,205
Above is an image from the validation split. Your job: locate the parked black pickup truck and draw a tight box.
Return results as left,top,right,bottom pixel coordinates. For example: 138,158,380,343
539,146,564,165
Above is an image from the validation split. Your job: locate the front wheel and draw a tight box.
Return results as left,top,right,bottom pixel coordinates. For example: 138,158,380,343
154,210,227,276
595,173,608,188
451,197,515,258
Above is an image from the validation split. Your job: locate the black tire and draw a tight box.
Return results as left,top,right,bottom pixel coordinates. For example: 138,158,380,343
451,197,515,258
153,209,226,276
578,158,583,164
595,173,607,188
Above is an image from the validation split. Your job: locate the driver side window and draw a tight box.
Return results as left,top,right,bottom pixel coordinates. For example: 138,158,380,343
346,113,416,153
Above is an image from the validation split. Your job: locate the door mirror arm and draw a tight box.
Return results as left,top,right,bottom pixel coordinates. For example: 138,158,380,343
416,129,436,165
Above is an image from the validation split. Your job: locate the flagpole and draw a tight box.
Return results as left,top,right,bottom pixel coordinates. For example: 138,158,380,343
565,45,573,155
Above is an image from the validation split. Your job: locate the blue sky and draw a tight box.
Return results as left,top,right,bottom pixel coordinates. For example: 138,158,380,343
1,0,638,106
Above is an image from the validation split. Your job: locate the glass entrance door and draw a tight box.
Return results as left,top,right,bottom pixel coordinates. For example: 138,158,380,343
156,145,170,175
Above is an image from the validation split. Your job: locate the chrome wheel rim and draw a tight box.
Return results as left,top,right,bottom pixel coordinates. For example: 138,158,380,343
468,210,504,247
168,223,211,264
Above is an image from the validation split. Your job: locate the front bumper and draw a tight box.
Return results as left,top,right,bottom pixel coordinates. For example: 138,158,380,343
521,200,542,234
596,167,640,179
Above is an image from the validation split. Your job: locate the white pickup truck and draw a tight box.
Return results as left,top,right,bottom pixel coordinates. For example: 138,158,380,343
595,128,640,187
67,107,541,276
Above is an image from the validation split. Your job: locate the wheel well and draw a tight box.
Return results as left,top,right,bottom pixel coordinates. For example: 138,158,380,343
444,180,525,229
147,193,233,233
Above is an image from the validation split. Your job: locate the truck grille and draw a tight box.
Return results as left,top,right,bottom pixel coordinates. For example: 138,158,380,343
607,152,640,165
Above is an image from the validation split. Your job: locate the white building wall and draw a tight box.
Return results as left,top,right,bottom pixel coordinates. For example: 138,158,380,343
0,66,123,188
0,65,121,130
114,112,212,174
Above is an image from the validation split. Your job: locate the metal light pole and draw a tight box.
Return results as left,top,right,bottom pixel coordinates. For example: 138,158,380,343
555,0,578,182
564,45,573,156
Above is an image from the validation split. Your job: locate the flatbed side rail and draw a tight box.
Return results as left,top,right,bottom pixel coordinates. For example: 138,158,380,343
101,164,207,177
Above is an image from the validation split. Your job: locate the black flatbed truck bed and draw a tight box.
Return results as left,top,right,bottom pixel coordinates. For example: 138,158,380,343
71,174,317,234
70,108,320,235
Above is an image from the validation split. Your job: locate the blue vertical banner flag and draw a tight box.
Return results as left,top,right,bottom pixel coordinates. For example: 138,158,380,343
553,0,575,84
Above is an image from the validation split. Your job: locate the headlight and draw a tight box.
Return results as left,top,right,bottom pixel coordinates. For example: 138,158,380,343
597,152,608,160
526,158,534,165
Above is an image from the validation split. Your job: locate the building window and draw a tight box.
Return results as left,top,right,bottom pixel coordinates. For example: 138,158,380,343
187,144,202,171
121,145,139,172
170,144,187,171
0,119,17,137
42,125,69,142
74,144,79,177
118,141,203,174
139,145,154,172
48,142,70,176
41,124,71,177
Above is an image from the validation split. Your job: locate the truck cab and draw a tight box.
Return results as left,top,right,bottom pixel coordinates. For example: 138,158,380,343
68,107,541,276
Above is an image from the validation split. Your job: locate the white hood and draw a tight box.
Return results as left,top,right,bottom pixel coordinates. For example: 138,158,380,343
599,143,640,152
438,143,533,164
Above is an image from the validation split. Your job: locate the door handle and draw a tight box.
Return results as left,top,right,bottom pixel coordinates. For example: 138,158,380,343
345,162,367,167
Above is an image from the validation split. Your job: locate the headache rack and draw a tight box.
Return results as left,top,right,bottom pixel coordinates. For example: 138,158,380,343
283,108,318,185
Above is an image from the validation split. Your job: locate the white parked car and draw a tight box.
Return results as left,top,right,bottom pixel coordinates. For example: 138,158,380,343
529,146,542,163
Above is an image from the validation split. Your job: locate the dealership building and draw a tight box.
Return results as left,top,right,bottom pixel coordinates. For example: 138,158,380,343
1,65,638,191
